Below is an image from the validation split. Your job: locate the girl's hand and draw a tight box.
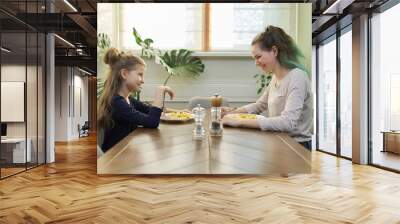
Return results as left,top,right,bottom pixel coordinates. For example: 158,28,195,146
163,86,175,100
156,86,175,100
164,108,191,113
153,86,176,109
180,109,191,113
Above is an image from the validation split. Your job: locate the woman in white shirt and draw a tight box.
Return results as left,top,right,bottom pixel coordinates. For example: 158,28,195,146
222,25,313,150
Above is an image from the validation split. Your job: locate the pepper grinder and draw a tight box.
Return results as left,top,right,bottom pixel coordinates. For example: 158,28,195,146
209,94,223,136
192,104,206,140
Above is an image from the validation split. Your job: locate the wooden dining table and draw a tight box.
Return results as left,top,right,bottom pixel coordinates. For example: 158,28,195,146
97,112,311,175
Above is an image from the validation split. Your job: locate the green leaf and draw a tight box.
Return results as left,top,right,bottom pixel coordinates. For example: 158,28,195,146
97,78,105,99
97,33,111,50
132,28,143,45
143,38,154,47
130,90,141,100
132,28,205,86
159,49,204,85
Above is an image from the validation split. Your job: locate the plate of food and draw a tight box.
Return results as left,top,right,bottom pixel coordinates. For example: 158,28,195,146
161,111,194,122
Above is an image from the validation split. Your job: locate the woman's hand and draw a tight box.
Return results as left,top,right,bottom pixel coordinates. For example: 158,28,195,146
221,107,247,117
221,107,235,117
222,114,261,129
222,114,242,127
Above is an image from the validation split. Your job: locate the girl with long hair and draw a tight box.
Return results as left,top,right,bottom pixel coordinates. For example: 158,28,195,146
98,48,175,152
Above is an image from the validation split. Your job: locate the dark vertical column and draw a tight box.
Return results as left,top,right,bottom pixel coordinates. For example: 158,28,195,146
36,0,39,167
0,18,2,179
25,0,28,171
367,10,373,165
316,45,320,150
336,26,341,157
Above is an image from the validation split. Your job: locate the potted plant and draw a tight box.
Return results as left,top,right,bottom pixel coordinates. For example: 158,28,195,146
254,73,272,95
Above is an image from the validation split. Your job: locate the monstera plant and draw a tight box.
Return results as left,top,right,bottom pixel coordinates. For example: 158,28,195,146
97,29,205,101
132,28,205,86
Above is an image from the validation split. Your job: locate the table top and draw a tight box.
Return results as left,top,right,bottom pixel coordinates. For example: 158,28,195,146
98,114,311,175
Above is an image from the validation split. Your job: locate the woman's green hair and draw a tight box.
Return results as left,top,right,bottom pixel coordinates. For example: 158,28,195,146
252,25,308,74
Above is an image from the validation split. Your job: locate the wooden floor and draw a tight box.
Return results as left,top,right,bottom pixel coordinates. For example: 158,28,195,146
1,134,400,223
1,167,26,178
1,163,45,178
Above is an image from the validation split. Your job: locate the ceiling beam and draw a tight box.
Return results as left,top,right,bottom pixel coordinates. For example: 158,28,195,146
66,13,97,46
322,0,356,14
55,55,96,72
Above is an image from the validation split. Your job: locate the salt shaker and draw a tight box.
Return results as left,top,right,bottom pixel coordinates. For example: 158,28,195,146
192,104,206,140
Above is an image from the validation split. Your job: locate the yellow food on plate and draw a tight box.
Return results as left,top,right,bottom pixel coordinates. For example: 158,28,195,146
165,111,193,120
234,114,257,119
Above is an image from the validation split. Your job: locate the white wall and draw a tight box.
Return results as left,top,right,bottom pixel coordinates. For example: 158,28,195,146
138,56,263,109
55,66,68,141
1,63,46,163
55,67,89,141
1,65,29,137
72,73,89,138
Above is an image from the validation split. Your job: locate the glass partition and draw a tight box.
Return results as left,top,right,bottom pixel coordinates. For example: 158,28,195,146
339,28,352,158
317,36,337,154
0,1,46,179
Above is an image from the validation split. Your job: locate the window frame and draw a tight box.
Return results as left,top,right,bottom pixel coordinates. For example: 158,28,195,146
315,24,353,161
368,0,400,173
116,3,298,53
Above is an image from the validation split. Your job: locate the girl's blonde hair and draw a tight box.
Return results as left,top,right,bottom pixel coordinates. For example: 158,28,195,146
97,48,146,129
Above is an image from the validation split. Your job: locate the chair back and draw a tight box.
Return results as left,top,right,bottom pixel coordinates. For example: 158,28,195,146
187,96,229,110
